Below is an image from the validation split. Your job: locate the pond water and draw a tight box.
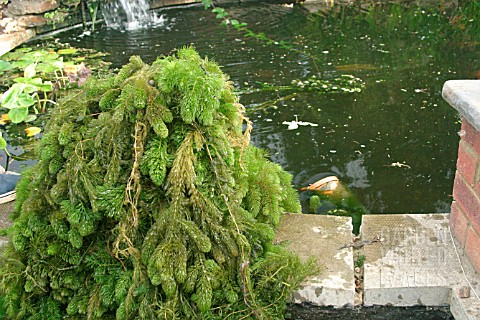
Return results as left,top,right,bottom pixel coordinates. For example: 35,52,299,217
55,1,478,215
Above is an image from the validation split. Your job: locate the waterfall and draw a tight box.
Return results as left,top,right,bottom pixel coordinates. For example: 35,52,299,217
102,0,164,30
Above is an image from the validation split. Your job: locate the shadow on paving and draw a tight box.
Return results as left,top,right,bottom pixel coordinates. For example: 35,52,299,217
287,304,454,320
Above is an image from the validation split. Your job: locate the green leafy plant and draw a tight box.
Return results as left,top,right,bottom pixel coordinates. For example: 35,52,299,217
87,0,100,31
0,45,110,89
0,62,54,123
0,131,7,156
0,47,316,319
0,44,110,166
44,8,70,27
355,255,366,268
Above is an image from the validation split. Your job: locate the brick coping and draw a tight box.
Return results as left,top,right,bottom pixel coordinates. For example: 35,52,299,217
443,80,480,132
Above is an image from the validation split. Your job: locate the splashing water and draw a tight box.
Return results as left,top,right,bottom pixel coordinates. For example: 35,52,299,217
102,0,164,30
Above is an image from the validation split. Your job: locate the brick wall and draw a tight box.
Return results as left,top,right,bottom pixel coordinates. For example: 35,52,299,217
451,118,480,274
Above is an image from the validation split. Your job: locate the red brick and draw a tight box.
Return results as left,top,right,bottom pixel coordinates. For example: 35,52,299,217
465,227,480,274
450,201,470,247
453,172,480,233
457,140,478,186
461,119,480,156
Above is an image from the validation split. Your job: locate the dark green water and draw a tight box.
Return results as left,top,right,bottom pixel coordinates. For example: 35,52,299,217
56,1,479,214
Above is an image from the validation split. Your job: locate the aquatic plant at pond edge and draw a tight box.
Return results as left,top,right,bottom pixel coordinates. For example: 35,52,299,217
0,47,316,319
44,0,103,31
0,44,110,162
0,62,54,124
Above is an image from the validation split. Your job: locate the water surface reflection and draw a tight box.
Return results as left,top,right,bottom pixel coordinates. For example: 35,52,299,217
56,1,478,214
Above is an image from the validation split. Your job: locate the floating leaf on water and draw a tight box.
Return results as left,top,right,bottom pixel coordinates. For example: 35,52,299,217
21,50,48,62
24,114,37,123
16,47,33,53
25,126,42,137
2,51,24,62
0,114,9,125
64,64,78,74
58,48,78,55
0,60,13,72
335,64,378,71
36,62,62,74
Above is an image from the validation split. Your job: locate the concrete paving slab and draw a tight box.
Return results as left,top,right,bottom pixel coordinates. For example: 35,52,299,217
442,80,480,133
275,213,355,307
362,214,480,319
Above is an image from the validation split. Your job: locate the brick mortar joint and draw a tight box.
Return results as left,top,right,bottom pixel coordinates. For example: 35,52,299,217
456,169,480,200
451,201,471,248
466,219,480,241
454,171,480,229
459,139,480,186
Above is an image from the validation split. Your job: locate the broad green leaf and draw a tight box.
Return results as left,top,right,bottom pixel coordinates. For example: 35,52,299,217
42,53,60,61
202,0,212,9
21,50,48,61
12,92,35,109
13,77,51,92
0,60,13,72
24,63,37,78
12,60,31,69
8,106,29,123
37,81,53,92
24,114,37,122
0,133,6,150
1,84,35,109
22,84,39,94
12,79,39,93
1,84,23,106
36,63,58,74
23,78,52,92
58,48,78,55
3,51,24,61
